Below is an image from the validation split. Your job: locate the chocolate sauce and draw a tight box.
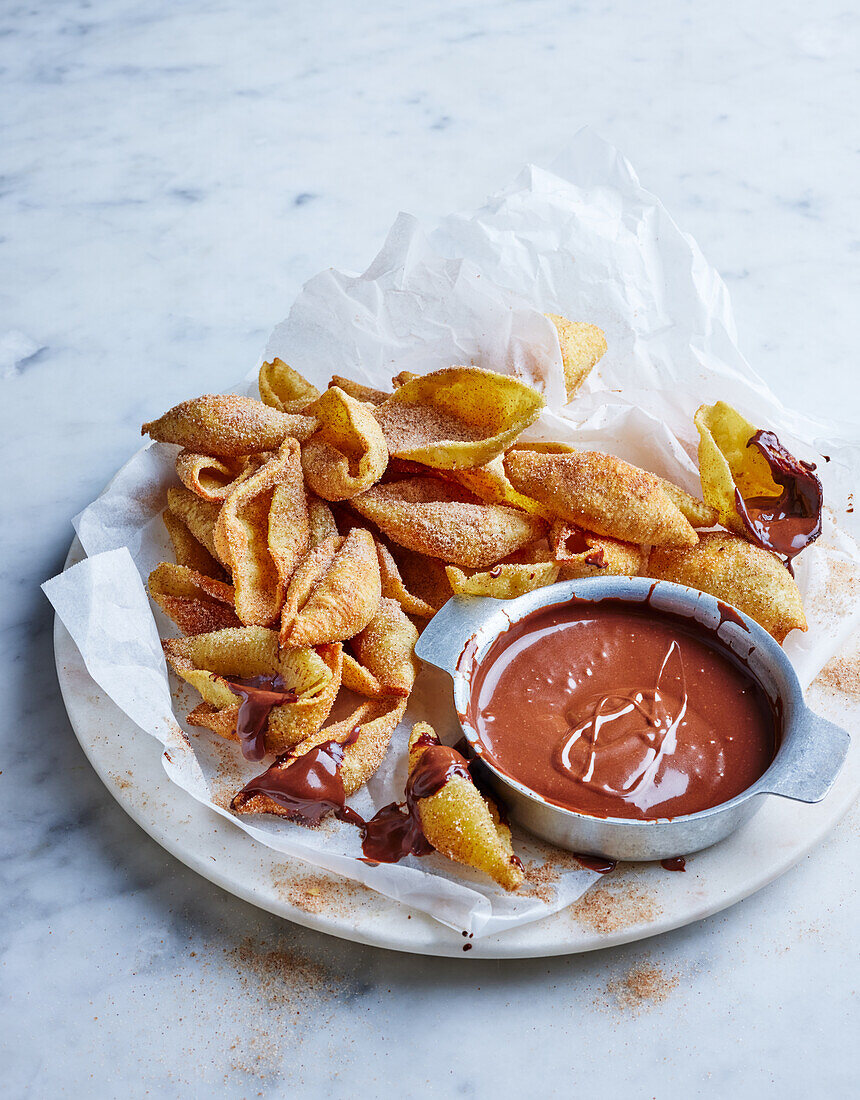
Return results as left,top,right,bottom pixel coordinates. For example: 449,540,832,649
584,548,607,569
556,526,591,556
224,675,297,761
360,743,472,863
574,854,617,874
471,601,777,821
733,429,822,570
360,801,434,862
234,733,364,826
661,857,686,872
716,600,749,631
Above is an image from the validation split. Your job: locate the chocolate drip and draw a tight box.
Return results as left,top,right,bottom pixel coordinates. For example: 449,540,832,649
661,857,686,872
733,429,822,571
716,601,749,631
234,728,364,827
224,675,298,761
560,527,591,555
584,548,607,569
360,744,472,863
361,802,434,862
574,854,617,874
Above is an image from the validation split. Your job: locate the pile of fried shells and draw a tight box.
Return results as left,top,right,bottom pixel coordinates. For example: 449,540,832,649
143,315,808,893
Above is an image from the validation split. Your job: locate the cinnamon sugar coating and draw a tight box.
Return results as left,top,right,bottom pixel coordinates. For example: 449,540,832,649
647,531,807,643
280,528,381,648
504,449,698,548
143,394,315,456
351,477,545,568
407,723,524,892
148,562,240,635
164,627,342,755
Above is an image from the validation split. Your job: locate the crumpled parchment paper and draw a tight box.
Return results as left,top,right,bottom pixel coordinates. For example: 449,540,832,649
44,130,860,938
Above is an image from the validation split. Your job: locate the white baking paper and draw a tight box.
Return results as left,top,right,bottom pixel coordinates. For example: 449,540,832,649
44,130,860,938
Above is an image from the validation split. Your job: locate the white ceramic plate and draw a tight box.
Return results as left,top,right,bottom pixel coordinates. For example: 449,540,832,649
54,539,860,958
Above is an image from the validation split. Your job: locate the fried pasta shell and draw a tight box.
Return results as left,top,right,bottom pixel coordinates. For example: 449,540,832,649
549,522,645,579
329,375,390,405
349,597,419,698
546,313,607,401
694,401,781,536
175,451,261,502
148,562,240,635
163,627,342,755
375,540,450,618
280,528,381,648
445,560,560,599
142,394,315,456
407,724,524,892
351,477,545,569
231,697,408,818
214,440,308,627
647,531,807,643
452,453,553,519
656,476,718,529
306,492,339,547
258,359,320,413
374,366,545,470
301,386,388,501
162,507,225,579
165,487,224,566
504,450,698,548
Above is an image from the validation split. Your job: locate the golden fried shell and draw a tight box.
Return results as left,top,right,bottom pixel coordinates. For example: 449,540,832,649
549,522,645,579
259,359,320,413
647,531,807,643
375,366,545,470
214,440,308,626
280,528,381,648
163,627,342,754
301,386,388,501
143,394,315,457
148,562,239,635
349,597,419,698
231,697,408,818
375,540,450,618
165,487,224,566
329,375,390,405
504,450,698,548
175,451,260,502
657,476,718,529
546,313,607,401
162,507,225,579
445,561,560,599
351,477,545,569
407,724,524,892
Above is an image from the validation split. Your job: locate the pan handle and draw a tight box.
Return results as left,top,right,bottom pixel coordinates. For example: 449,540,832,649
757,710,850,804
413,595,502,678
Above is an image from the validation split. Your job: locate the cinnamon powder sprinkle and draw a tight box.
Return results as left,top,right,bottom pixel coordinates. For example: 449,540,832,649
225,938,336,1011
569,882,659,934
606,961,678,1011
815,654,860,699
274,872,362,917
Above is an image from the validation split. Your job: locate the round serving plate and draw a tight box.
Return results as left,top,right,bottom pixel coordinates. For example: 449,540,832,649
54,537,860,958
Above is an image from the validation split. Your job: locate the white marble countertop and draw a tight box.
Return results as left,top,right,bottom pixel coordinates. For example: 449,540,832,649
3,1,859,1095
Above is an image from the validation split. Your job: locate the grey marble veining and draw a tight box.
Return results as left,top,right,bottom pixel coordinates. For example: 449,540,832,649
2,1,859,1096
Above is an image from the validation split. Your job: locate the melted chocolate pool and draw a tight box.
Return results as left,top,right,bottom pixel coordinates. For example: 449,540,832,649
469,601,777,821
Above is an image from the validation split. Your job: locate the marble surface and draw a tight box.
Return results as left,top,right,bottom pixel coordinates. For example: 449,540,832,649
3,1,859,1095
